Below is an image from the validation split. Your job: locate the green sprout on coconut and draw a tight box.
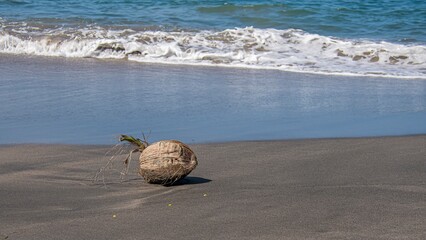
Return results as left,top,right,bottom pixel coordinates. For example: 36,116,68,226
119,134,149,165
94,133,198,186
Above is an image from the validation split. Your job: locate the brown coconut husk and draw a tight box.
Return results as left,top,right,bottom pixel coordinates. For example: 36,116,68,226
116,135,198,185
139,140,198,185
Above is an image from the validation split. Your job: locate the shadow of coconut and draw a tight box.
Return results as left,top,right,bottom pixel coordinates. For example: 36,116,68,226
170,176,212,186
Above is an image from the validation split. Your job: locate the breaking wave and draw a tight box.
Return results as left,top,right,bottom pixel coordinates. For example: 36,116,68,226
1,22,425,78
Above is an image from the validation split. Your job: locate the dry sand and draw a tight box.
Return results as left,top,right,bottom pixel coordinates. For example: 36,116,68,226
0,136,425,239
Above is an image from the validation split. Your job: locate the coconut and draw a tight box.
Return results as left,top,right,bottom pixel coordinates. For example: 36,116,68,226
139,140,198,185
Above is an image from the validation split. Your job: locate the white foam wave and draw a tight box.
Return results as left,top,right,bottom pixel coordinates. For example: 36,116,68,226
1,24,425,78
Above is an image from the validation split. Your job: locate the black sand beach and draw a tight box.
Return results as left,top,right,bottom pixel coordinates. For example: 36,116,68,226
2,1,426,239
1,135,425,239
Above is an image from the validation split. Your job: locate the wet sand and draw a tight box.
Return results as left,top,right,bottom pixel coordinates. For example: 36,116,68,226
0,135,425,239
1,54,426,144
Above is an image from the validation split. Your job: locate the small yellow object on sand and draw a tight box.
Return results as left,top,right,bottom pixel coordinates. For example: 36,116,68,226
203,193,207,197
168,203,172,207
112,214,117,218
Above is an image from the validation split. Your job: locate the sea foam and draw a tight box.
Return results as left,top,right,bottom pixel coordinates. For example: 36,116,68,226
1,23,425,78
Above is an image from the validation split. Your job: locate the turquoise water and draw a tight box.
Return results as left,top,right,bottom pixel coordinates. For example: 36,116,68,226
1,0,425,77
1,0,425,43
1,1,426,144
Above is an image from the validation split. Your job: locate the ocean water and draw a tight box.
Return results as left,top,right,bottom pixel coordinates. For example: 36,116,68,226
0,55,425,144
1,1,426,144
0,0,425,78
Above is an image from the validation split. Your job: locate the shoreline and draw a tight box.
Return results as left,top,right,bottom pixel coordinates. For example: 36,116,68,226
1,53,426,144
2,53,426,80
1,135,425,239
1,133,426,146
